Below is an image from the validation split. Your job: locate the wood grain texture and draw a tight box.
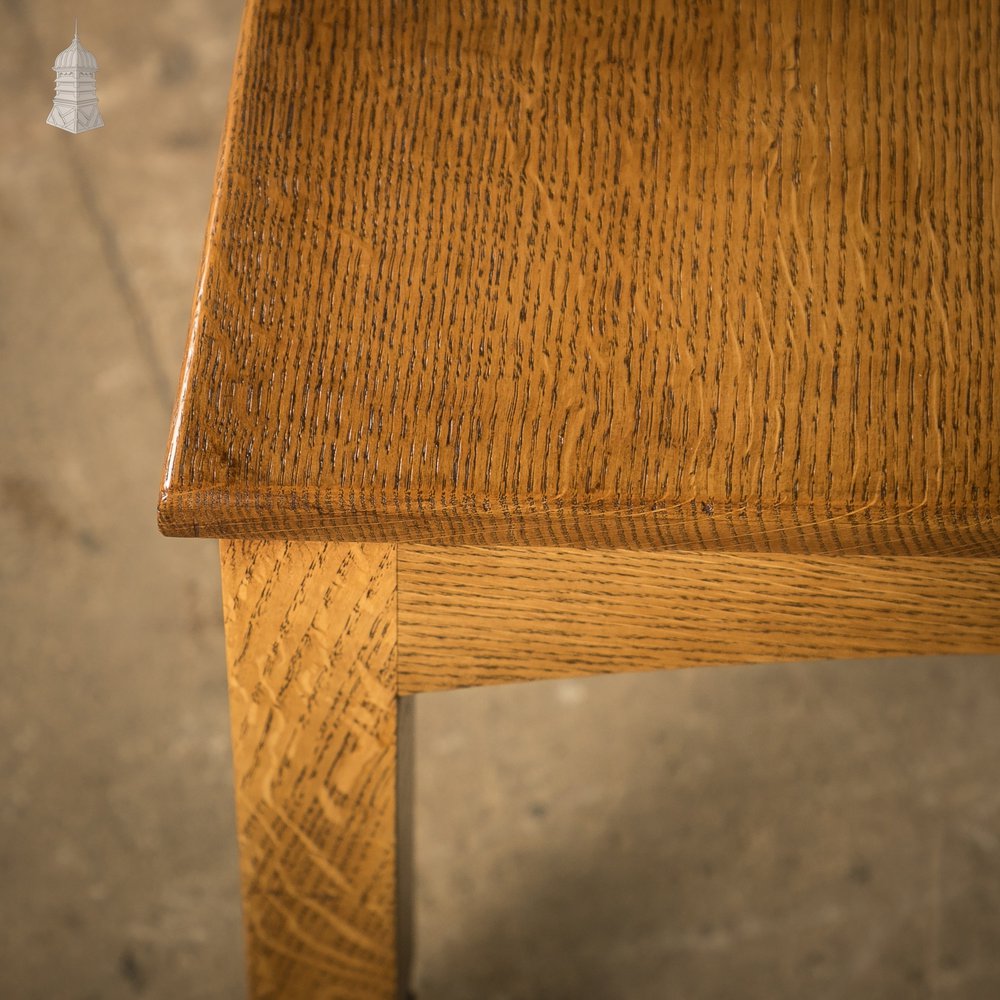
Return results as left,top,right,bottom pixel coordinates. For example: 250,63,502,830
221,539,401,999
159,0,999,555
394,697,415,1000
397,547,1000,692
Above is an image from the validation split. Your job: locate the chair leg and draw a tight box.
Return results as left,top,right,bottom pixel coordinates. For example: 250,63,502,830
220,540,405,999
396,696,416,1000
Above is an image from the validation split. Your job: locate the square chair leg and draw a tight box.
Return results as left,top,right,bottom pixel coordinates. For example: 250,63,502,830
220,540,409,999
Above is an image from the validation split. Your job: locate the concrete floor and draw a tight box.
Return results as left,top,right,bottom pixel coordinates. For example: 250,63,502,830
1,3,999,998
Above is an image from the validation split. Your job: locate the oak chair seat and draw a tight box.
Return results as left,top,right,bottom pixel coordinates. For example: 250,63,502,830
159,0,1000,996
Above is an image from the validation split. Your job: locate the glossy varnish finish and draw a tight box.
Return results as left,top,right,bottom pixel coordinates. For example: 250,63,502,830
160,0,999,555
221,540,401,998
168,2,1000,995
397,548,1000,692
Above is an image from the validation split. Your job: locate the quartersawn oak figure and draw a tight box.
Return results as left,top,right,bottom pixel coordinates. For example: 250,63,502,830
47,21,104,135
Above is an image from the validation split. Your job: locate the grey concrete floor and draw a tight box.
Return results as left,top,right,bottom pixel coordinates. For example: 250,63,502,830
1,3,999,998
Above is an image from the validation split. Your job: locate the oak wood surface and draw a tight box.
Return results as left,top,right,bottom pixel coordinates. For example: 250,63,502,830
221,539,402,999
397,547,1000,692
159,0,999,555
394,696,415,1000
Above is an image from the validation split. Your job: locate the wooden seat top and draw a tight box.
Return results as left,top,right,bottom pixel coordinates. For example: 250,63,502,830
159,0,999,555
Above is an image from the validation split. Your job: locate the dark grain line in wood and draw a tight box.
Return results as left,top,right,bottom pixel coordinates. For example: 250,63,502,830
396,547,1000,692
